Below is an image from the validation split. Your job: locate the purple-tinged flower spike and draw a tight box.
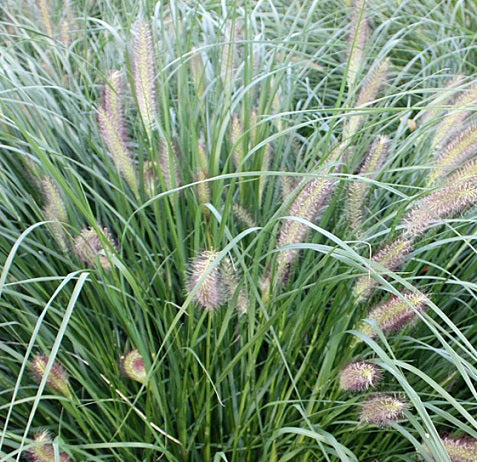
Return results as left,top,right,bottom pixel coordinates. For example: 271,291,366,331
343,58,389,141
30,355,71,398
346,0,369,89
440,435,477,462
354,237,414,301
356,292,428,340
132,20,156,136
233,203,256,229
41,178,69,252
158,137,181,191
121,350,147,384
449,159,477,184
360,394,409,426
188,250,224,310
26,430,70,462
98,71,137,192
428,122,477,185
275,177,334,286
348,136,390,233
73,226,117,270
433,81,477,149
404,180,477,236
339,361,383,392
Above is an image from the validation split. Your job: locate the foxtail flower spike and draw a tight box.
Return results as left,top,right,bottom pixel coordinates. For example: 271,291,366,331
98,71,137,192
339,360,383,392
348,136,390,233
74,226,117,270
30,354,71,398
275,177,333,286
132,20,156,135
26,430,70,462
354,237,413,301
404,180,477,236
356,292,428,340
188,250,224,310
360,394,409,426
36,0,53,37
439,435,477,462
221,256,249,315
121,350,147,384
428,122,477,185
346,0,369,89
41,178,68,252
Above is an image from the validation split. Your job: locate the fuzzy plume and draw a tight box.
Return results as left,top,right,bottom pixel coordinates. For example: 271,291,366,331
233,203,256,229
121,349,147,384
348,136,390,232
189,47,205,99
41,178,68,251
360,394,409,426
275,177,334,285
428,122,477,185
432,81,477,149
404,180,477,236
356,292,428,340
343,58,389,141
339,360,383,392
36,0,53,37
98,71,137,192
221,21,241,89
73,226,117,270
221,256,249,315
158,137,181,190
231,114,244,168
25,430,70,462
354,237,414,301
440,435,477,462
188,250,224,310
346,0,369,89
132,20,156,134
60,0,75,46
30,354,71,398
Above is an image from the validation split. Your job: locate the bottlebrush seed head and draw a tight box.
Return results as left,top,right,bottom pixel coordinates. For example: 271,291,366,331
74,226,117,270
357,292,428,339
26,430,71,462
120,350,147,384
188,250,224,310
346,0,369,89
440,435,477,462
404,181,477,236
354,238,414,301
360,394,409,426
41,178,68,252
30,354,71,397
339,361,383,392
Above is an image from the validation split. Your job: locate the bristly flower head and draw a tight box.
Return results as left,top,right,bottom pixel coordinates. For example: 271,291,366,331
354,237,414,301
360,394,409,426
339,360,383,392
120,350,147,384
26,430,70,462
41,177,68,252
30,354,71,398
188,250,224,310
346,0,369,89
356,292,428,340
132,20,156,135
73,226,117,270
440,435,477,462
404,180,477,236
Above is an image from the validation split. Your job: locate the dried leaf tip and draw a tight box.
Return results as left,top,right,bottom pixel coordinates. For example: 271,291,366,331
360,394,409,426
188,250,224,310
132,20,156,134
26,430,70,462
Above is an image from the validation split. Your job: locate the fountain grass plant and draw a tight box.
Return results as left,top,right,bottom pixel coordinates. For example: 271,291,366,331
0,0,477,461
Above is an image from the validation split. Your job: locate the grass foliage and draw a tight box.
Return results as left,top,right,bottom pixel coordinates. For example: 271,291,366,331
0,0,477,460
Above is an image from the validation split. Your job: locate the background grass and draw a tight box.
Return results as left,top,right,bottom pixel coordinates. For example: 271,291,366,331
0,0,476,460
